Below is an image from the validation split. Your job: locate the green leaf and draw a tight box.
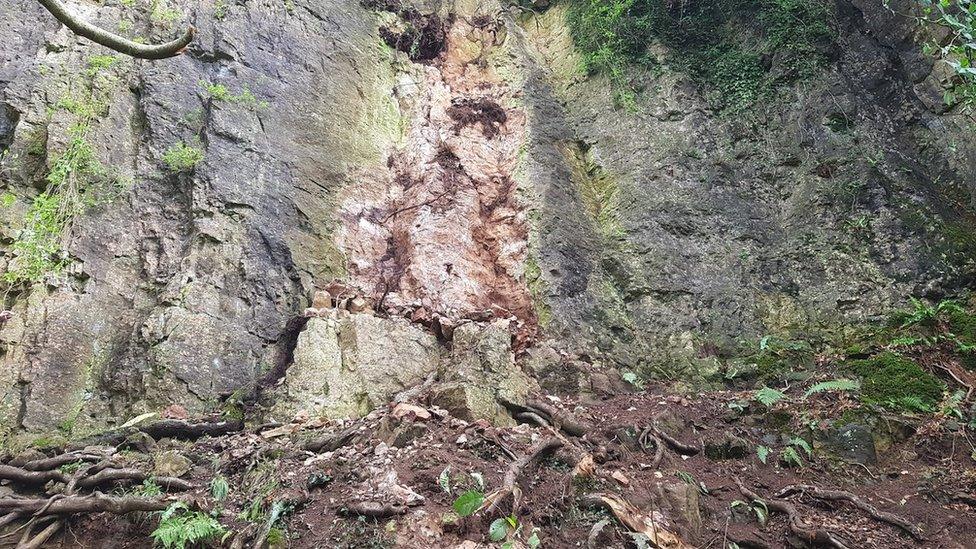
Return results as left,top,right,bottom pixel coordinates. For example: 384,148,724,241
452,490,484,517
753,500,769,525
438,466,452,495
803,379,860,398
210,475,229,502
754,386,786,407
489,518,509,541
756,445,771,464
527,530,541,548
790,437,813,457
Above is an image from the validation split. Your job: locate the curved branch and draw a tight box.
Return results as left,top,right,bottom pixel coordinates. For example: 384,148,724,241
37,0,194,60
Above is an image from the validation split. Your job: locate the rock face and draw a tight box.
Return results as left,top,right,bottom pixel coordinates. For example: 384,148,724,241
0,0,973,436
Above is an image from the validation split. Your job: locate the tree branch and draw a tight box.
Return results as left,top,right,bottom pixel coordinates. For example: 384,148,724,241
37,0,194,60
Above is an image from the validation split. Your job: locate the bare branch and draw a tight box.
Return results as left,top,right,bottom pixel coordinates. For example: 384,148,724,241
37,0,194,60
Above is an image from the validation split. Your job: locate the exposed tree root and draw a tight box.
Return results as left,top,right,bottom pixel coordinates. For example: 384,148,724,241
525,400,587,437
304,425,360,453
72,418,244,448
484,437,563,514
637,428,666,468
20,452,106,471
340,502,407,518
775,485,925,541
646,426,700,456
0,464,191,492
16,518,61,549
735,478,850,548
0,493,171,514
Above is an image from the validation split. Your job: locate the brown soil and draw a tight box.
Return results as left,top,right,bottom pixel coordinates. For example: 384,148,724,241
51,375,976,548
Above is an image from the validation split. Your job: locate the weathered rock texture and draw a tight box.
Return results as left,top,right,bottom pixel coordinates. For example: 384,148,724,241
0,0,973,438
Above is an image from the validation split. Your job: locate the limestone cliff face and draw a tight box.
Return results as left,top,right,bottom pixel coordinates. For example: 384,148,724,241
0,0,972,438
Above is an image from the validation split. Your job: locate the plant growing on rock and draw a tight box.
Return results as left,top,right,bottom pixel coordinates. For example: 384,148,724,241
162,142,204,172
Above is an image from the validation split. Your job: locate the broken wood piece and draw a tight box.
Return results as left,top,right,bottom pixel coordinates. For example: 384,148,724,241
340,501,406,518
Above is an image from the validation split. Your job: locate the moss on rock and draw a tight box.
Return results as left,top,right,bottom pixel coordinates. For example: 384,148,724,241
846,352,945,413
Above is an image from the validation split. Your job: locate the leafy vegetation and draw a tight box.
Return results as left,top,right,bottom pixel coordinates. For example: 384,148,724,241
4,126,101,284
151,502,226,549
452,490,484,517
754,386,785,407
912,0,976,110
566,0,835,111
200,80,268,108
162,142,204,172
803,378,860,397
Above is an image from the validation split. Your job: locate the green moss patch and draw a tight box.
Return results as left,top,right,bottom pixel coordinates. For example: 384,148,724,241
846,352,945,413
566,0,835,111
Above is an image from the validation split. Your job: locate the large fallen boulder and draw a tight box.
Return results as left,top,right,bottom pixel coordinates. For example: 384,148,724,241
271,314,439,420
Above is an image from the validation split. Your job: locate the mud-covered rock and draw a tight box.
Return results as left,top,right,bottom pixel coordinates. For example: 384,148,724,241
153,450,191,478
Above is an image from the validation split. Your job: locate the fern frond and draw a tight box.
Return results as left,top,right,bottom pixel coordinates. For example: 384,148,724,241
803,379,859,398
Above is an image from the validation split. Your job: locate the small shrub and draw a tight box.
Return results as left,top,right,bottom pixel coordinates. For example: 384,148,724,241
200,80,268,108
5,129,101,284
86,55,119,76
162,142,204,172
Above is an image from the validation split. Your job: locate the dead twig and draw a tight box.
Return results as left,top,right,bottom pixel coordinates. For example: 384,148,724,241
775,485,925,541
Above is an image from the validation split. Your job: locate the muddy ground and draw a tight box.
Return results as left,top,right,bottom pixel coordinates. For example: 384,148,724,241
40,371,975,549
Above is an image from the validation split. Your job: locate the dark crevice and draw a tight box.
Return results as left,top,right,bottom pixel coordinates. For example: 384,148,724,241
0,103,17,155
259,315,310,390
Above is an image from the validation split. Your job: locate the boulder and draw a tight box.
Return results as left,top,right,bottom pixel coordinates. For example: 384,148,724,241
432,319,532,425
153,451,192,478
822,424,877,465
272,314,439,420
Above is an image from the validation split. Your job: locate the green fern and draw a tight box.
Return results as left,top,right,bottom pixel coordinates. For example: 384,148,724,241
803,379,859,398
789,437,813,457
754,386,786,407
756,445,771,464
151,503,226,549
210,475,229,502
780,446,803,467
